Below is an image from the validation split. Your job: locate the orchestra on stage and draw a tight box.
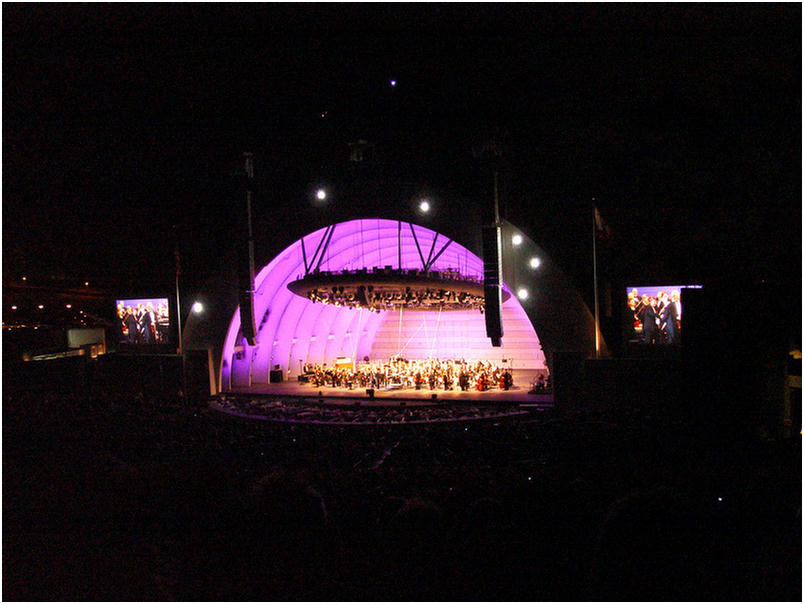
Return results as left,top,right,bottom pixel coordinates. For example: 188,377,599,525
301,357,514,392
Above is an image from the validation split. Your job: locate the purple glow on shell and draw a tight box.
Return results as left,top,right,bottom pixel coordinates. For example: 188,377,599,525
220,219,544,390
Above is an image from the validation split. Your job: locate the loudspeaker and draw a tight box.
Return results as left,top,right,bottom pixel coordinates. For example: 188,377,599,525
237,152,257,346
239,289,257,345
482,224,503,346
237,226,257,346
366,388,375,399
269,369,283,383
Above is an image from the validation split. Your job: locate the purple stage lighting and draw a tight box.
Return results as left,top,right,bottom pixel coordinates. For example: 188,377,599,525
220,219,545,390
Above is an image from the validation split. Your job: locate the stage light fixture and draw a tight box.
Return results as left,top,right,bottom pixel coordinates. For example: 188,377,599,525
512,234,523,246
192,301,204,314
316,189,327,201
529,256,541,269
516,287,529,300
418,199,430,214
11,305,17,310
65,304,72,309
38,304,44,309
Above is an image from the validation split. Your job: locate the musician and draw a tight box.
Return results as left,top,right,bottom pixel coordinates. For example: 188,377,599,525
140,302,156,343
501,370,513,390
660,291,680,344
637,295,658,344
124,306,140,343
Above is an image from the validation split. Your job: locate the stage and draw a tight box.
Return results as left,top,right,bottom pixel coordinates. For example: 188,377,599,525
227,369,552,407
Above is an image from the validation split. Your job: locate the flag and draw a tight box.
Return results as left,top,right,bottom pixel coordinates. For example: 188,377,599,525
174,247,181,277
594,206,613,244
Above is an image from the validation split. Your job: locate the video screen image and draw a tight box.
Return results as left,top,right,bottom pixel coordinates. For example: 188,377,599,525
116,298,170,344
625,285,700,345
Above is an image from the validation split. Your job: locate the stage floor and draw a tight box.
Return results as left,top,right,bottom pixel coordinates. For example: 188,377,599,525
229,369,552,406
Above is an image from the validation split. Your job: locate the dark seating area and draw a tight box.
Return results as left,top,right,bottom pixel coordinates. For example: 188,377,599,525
213,395,527,424
3,386,800,601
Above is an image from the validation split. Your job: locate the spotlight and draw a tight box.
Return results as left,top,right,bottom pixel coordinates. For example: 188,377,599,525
389,79,397,87
315,189,327,201
516,288,529,300
529,256,541,269
512,234,523,246
38,304,44,309
192,301,204,314
418,199,430,214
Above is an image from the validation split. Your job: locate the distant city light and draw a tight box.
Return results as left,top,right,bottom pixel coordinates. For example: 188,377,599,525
192,301,204,314
516,288,529,300
418,199,431,213
512,234,523,246
529,256,541,269
316,189,327,201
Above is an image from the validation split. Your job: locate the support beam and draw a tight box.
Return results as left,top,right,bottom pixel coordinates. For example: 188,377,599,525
301,236,309,274
313,224,337,272
425,238,453,271
408,222,427,270
308,225,333,273
425,231,439,269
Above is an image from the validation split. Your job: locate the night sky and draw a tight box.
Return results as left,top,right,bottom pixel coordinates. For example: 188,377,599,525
4,4,801,299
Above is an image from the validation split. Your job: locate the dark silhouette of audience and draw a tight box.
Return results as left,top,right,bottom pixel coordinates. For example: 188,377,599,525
3,385,800,601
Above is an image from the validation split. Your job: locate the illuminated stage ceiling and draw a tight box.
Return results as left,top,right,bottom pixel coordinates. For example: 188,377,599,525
221,218,545,390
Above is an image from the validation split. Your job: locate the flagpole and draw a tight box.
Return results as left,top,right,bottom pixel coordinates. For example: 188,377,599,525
174,245,182,355
593,203,601,358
